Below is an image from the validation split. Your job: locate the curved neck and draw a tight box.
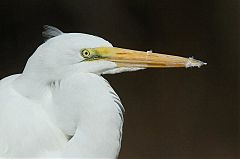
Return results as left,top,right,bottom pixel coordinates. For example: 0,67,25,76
55,74,124,158
13,68,124,158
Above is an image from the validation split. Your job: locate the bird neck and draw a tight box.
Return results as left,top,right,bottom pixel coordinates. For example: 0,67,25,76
13,71,51,100
59,73,124,158
13,68,124,158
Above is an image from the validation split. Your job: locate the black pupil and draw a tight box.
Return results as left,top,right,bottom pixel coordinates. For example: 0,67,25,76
84,51,89,56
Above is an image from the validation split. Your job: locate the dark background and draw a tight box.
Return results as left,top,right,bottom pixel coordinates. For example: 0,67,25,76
0,0,239,158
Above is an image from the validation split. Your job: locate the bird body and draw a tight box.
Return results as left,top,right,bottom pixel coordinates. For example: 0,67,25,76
0,72,123,158
0,26,205,158
0,74,67,157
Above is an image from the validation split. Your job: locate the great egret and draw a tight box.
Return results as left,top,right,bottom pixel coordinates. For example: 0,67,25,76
0,26,206,158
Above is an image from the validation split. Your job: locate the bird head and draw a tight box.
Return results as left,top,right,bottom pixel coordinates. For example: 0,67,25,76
24,26,206,81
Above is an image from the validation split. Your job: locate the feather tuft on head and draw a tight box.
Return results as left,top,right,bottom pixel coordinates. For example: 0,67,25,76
42,25,63,41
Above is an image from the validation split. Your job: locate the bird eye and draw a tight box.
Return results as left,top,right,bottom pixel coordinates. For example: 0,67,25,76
81,49,91,58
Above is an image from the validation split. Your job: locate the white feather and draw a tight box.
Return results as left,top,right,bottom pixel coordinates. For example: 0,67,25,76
0,28,124,158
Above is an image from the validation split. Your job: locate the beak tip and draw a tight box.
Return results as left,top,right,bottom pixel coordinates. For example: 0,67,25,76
185,57,207,68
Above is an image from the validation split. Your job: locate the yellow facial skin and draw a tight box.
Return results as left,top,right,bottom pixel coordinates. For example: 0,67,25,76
81,47,206,68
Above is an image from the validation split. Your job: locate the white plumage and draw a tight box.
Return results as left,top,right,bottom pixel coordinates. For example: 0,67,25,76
0,26,205,158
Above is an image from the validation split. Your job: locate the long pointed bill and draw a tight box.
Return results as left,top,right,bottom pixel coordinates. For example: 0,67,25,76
92,47,206,68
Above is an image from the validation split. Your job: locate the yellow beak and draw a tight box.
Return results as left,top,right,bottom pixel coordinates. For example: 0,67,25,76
92,47,206,68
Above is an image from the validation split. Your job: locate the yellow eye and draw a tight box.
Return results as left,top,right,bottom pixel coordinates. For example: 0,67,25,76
81,49,91,58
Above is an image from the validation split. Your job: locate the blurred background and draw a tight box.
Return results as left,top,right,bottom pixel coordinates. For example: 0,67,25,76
0,0,239,158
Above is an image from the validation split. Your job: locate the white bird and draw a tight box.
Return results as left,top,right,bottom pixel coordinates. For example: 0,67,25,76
0,26,206,158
